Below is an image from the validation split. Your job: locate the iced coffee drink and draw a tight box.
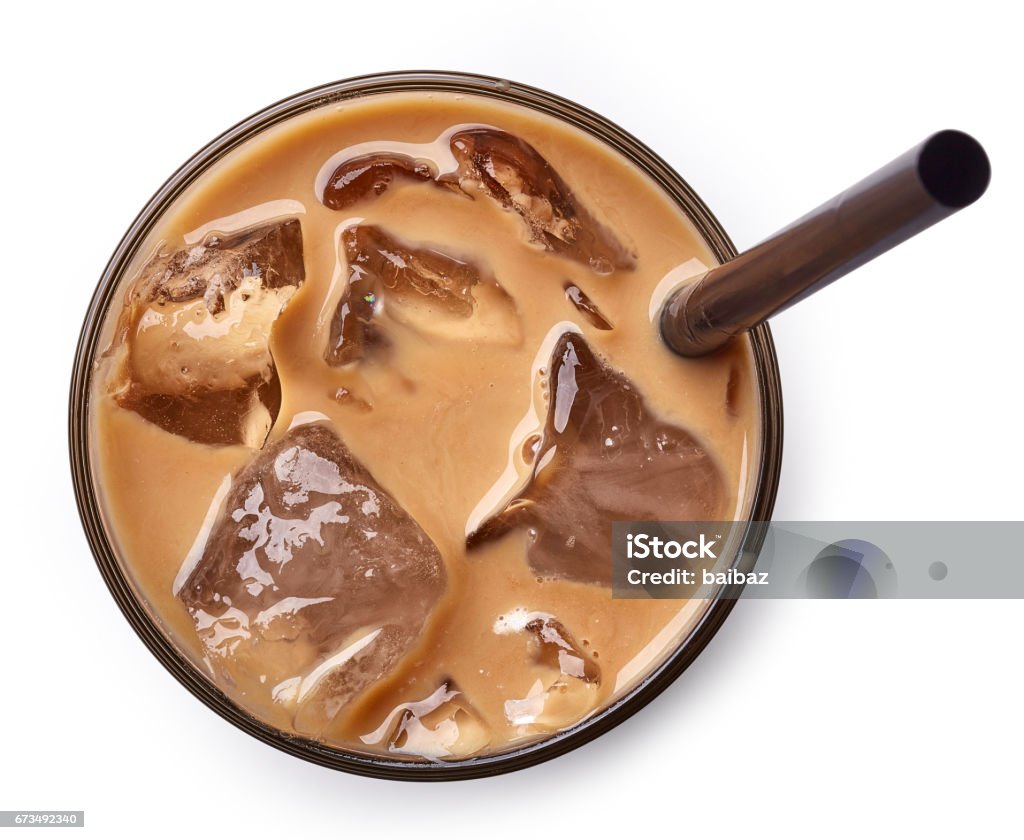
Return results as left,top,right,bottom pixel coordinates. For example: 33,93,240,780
90,87,761,761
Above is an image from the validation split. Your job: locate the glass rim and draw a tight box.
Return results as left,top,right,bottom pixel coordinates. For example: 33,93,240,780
68,69,784,781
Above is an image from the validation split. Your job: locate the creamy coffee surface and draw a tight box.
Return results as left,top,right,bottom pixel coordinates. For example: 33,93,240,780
91,91,760,760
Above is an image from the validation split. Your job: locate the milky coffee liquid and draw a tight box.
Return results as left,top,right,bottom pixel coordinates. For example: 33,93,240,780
91,91,760,760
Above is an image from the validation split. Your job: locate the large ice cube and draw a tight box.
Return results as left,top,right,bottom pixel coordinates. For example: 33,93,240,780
315,130,634,274
110,219,305,447
468,332,724,585
175,422,447,735
325,224,519,366
446,128,635,273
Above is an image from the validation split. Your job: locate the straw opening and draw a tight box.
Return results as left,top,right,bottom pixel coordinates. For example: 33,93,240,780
917,130,990,209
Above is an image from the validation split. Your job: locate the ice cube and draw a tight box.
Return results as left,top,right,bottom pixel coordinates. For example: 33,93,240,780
325,225,519,366
468,332,724,585
446,128,635,273
359,681,490,760
110,219,305,447
494,608,601,733
523,615,600,683
316,130,634,273
564,281,613,330
321,153,435,211
176,422,447,735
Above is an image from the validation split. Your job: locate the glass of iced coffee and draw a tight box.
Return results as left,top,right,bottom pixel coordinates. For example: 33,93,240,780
69,71,782,779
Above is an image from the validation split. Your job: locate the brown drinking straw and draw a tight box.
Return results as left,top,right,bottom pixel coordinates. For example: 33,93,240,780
660,130,990,357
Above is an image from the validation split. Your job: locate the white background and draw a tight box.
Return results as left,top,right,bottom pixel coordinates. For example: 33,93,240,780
2,1,1021,837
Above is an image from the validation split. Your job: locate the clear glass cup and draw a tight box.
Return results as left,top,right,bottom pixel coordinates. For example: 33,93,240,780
69,71,783,780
